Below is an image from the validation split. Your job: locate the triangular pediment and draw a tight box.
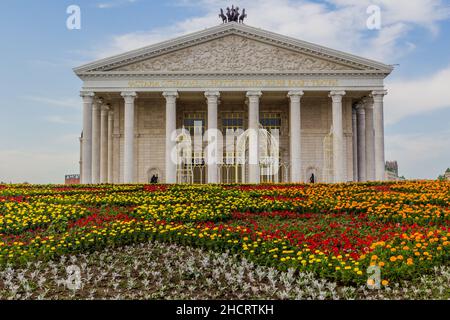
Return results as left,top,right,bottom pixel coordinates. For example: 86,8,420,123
74,23,393,75
112,35,358,73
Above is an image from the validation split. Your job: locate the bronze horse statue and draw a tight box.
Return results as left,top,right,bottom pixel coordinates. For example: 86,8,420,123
239,8,247,23
219,8,227,23
226,7,232,22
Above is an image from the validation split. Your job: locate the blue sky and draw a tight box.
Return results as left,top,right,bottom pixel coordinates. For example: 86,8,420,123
0,0,449,183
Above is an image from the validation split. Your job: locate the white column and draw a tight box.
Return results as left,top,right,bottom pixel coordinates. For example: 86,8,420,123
364,97,375,181
356,103,367,182
247,91,262,184
107,110,114,183
121,92,137,184
329,91,346,183
163,91,178,184
100,104,109,184
79,136,83,182
372,90,388,181
91,98,102,184
288,91,304,183
205,91,220,184
352,107,358,182
80,91,94,184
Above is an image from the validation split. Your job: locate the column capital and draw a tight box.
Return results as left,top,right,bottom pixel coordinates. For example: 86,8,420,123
92,98,104,110
288,90,304,97
288,90,304,102
371,90,388,102
101,103,111,114
362,96,374,109
355,102,366,114
205,91,220,105
80,91,95,100
163,91,179,100
205,91,220,98
246,91,262,98
329,90,346,101
121,91,137,103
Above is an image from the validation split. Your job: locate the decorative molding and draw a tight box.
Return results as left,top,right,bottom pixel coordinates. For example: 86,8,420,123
77,71,391,80
113,35,356,74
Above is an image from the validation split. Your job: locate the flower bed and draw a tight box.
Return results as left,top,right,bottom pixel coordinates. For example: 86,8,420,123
0,181,448,287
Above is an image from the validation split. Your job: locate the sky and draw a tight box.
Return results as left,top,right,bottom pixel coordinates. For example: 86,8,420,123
0,0,449,183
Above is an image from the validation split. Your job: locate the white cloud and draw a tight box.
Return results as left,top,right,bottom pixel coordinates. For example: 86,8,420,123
91,0,450,62
386,130,450,179
359,22,413,62
385,65,450,124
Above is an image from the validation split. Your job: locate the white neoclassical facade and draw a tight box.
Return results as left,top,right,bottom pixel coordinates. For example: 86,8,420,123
74,22,393,184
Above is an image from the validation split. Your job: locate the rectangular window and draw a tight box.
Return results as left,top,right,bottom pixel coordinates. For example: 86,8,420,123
183,112,206,163
184,112,206,136
222,113,244,165
261,113,282,131
222,112,244,131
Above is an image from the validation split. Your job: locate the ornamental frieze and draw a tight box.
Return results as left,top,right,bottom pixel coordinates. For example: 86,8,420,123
115,35,358,73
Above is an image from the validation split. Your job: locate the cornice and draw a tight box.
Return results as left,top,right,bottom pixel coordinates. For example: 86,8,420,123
77,70,390,80
74,23,394,75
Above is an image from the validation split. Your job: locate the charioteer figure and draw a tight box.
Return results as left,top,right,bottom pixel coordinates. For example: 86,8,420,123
219,5,247,24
